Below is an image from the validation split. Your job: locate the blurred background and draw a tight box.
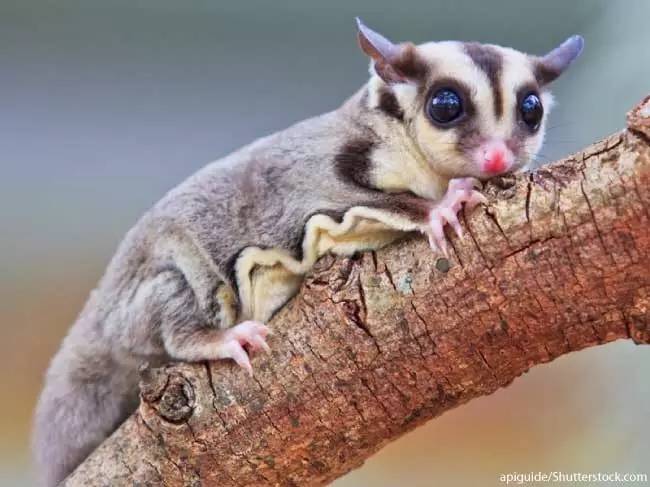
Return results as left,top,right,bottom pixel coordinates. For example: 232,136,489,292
1,1,649,485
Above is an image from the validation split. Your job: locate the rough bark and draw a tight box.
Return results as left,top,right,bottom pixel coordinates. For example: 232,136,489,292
65,96,650,487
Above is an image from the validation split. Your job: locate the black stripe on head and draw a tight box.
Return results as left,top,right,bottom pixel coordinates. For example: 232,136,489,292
534,62,559,86
377,87,404,121
464,43,504,119
334,137,376,189
392,43,429,84
454,117,483,160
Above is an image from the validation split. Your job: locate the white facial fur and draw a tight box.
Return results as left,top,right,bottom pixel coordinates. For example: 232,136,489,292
370,41,554,180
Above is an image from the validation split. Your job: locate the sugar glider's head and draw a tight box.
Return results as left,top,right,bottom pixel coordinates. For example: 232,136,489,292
356,18,584,179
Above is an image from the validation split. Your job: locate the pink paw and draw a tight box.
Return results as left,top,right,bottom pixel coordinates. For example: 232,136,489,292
216,321,271,376
426,177,487,255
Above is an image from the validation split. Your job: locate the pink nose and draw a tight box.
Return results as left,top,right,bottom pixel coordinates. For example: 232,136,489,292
481,141,512,175
484,148,506,174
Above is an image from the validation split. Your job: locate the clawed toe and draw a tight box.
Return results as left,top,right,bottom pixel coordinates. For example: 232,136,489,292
425,178,488,255
223,341,253,376
439,207,463,239
250,334,271,354
426,226,448,256
466,190,488,209
217,321,271,376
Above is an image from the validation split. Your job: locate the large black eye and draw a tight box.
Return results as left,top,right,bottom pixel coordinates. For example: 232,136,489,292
427,88,463,125
520,93,543,131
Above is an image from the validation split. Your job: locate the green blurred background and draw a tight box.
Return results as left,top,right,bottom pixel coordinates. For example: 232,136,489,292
1,1,649,485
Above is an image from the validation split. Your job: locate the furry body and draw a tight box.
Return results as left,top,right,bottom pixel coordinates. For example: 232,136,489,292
33,91,431,484
33,20,583,485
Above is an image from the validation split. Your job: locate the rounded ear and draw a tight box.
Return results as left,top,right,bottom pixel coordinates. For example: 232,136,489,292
535,35,584,85
355,17,408,84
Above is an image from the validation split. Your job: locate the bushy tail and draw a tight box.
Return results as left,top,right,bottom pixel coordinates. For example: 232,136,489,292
32,345,138,486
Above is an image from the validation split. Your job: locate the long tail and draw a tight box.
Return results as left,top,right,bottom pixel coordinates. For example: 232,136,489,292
32,343,138,486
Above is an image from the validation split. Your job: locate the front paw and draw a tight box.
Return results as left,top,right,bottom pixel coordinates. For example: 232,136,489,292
426,177,487,255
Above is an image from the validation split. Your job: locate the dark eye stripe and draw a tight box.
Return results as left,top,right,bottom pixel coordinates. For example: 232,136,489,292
377,87,405,121
428,88,463,125
423,77,476,125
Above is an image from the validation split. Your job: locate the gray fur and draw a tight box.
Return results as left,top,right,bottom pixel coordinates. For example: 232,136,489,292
31,89,430,486
33,21,582,485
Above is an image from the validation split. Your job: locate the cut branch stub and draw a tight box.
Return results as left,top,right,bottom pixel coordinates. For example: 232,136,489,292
64,97,650,487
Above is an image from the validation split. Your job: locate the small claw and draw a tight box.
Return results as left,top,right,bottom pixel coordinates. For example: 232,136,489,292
429,214,444,240
251,334,271,354
217,320,273,375
427,231,440,253
427,215,448,255
428,230,448,256
449,220,464,240
228,343,253,376
466,190,489,209
439,239,449,257
440,208,463,239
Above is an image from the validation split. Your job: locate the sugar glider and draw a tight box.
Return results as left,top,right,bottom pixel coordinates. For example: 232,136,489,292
32,18,583,485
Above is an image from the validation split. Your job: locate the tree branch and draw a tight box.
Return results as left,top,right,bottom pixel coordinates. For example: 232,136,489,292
65,96,650,486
